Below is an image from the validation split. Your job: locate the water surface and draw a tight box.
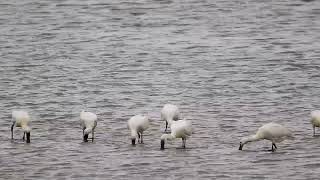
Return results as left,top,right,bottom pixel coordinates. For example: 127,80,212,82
0,0,320,179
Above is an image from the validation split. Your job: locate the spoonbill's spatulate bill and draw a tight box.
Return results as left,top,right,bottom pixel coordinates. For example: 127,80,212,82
80,111,97,142
160,119,192,150
311,110,320,136
11,110,31,143
239,122,294,152
161,104,181,132
128,114,150,145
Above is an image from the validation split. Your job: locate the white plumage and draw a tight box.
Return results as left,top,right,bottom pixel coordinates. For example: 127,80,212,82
160,119,192,149
239,122,294,151
128,114,150,145
80,111,97,142
311,110,320,136
161,104,181,132
11,110,31,143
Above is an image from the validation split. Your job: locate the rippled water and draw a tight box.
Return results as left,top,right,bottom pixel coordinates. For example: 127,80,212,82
0,0,320,179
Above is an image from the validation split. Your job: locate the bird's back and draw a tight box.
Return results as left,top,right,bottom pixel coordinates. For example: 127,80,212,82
171,119,192,138
12,110,30,126
257,123,292,141
128,115,149,132
80,111,97,128
311,110,320,127
161,104,180,121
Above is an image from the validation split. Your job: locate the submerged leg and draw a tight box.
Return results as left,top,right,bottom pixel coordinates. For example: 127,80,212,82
273,143,277,149
23,132,25,141
313,125,316,136
182,138,186,148
272,143,277,152
11,123,15,139
140,132,143,144
92,130,94,142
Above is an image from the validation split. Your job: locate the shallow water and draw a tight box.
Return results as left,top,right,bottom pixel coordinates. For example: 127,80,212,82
0,0,320,179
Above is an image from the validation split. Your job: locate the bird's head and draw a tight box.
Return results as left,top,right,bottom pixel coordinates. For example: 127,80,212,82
23,127,31,143
83,128,92,142
130,131,139,145
131,136,136,145
239,141,244,150
239,136,252,150
160,134,173,150
239,136,258,150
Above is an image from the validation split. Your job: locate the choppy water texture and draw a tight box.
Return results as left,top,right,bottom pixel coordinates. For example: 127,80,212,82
0,0,320,179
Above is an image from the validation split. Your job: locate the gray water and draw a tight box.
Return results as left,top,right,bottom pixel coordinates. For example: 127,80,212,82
0,0,320,179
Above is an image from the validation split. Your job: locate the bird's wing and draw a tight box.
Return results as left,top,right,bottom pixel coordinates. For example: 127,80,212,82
171,120,192,138
183,120,192,136
258,123,292,140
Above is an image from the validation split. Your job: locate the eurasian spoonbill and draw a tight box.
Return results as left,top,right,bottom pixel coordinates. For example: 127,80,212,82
11,110,31,143
160,119,192,150
80,111,97,142
239,122,293,152
161,104,181,132
128,114,150,145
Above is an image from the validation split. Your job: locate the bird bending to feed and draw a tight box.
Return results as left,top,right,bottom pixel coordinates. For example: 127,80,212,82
160,119,192,150
161,104,181,132
239,122,294,152
128,114,150,145
311,110,320,136
80,111,97,142
11,110,31,143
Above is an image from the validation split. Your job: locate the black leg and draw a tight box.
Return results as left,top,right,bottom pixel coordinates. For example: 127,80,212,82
313,125,316,136
23,132,25,141
165,121,168,132
11,123,15,139
272,143,277,152
92,130,94,142
182,138,186,148
140,132,143,144
137,133,141,143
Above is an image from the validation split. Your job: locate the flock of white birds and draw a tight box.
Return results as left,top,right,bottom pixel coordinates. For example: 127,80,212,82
10,105,320,151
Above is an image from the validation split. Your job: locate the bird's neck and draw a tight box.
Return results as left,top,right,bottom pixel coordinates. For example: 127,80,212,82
167,118,173,123
84,127,93,134
131,130,138,138
244,135,260,144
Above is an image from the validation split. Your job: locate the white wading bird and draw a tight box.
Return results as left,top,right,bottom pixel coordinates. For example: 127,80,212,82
80,111,97,142
160,119,192,150
11,110,31,143
239,122,294,152
161,104,181,132
128,114,150,145
311,110,320,136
